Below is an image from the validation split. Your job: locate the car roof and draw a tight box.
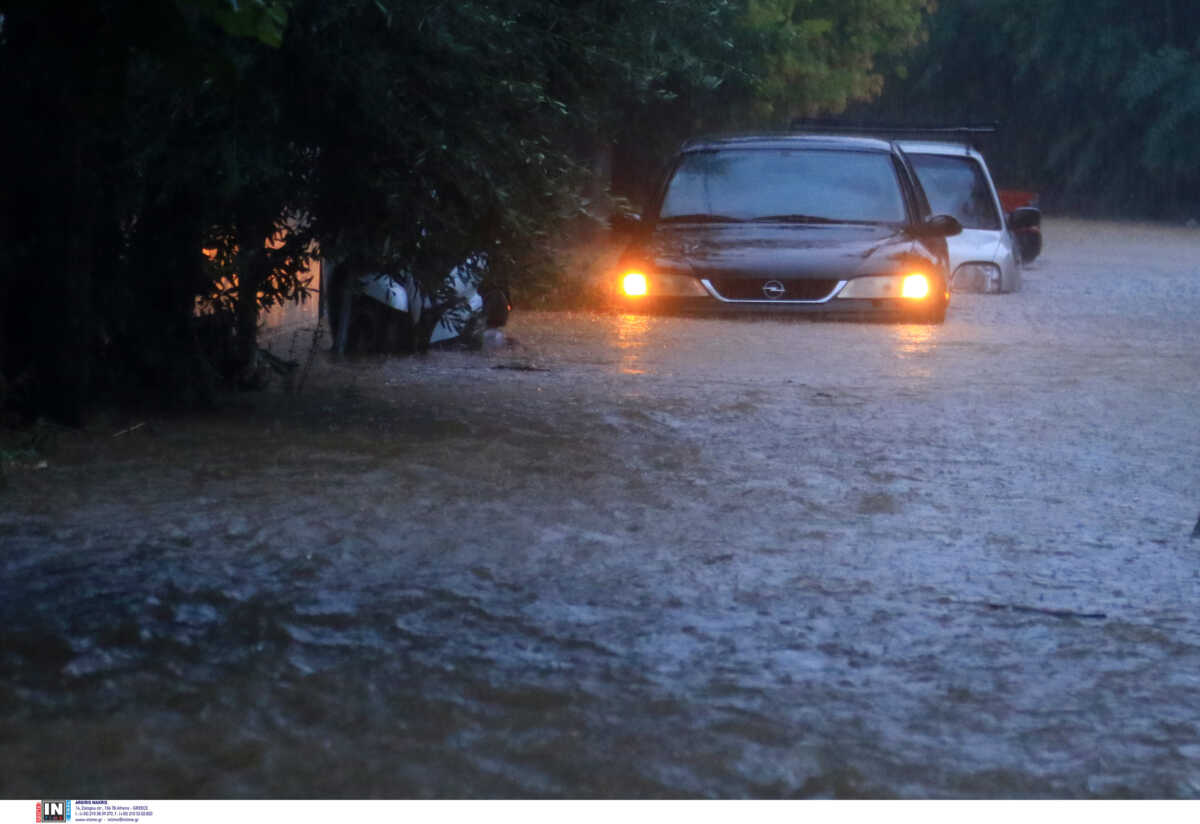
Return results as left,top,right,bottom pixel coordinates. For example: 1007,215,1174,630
681,134,897,154
896,140,986,162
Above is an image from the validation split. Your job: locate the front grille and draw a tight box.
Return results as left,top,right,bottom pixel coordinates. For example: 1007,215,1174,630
706,278,840,302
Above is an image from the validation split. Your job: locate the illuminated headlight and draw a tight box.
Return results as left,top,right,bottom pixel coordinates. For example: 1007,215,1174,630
951,262,1001,293
901,274,930,299
621,270,706,297
838,274,929,300
622,272,648,296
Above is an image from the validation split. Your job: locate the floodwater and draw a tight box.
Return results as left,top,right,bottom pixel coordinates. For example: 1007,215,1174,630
3,219,1200,797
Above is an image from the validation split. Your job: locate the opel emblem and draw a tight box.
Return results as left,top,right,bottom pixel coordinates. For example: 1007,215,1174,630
762,280,786,299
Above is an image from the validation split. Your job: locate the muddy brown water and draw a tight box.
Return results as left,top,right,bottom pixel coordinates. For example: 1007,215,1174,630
3,219,1200,797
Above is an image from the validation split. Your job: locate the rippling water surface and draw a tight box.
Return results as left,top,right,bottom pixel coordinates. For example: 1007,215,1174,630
3,219,1200,797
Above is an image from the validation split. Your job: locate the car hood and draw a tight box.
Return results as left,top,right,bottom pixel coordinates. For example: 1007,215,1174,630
632,222,934,280
945,228,1003,270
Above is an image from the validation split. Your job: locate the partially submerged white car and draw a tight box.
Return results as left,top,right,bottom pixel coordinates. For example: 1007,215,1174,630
322,256,509,354
899,140,1041,294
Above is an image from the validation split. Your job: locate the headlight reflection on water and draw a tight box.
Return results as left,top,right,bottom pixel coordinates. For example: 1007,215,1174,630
615,313,649,375
891,323,938,379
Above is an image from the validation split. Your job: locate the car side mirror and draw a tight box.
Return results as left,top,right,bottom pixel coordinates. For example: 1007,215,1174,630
1008,207,1042,263
914,214,962,238
1015,229,1042,264
1008,206,1041,231
610,211,642,236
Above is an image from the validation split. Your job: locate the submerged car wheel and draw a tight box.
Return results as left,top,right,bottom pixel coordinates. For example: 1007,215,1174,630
908,293,947,324
922,294,948,324
483,289,510,328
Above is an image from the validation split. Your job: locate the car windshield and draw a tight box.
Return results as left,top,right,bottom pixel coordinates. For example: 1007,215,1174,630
658,148,907,224
908,153,1001,230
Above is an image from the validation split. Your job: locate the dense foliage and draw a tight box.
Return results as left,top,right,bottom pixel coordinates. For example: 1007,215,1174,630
863,0,1200,216
1,0,934,423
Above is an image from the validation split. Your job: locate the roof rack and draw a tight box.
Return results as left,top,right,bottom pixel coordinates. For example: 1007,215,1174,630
789,119,999,142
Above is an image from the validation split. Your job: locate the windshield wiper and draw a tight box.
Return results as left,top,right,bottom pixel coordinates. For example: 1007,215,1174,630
659,213,745,224
749,214,843,224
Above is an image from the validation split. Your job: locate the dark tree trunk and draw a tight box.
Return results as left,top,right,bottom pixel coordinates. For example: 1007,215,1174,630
234,217,272,378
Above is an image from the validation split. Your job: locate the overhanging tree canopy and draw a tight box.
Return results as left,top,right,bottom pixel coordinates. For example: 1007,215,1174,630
865,0,1200,215
0,0,933,423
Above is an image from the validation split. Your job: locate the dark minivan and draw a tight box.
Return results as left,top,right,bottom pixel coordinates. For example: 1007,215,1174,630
613,134,962,323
